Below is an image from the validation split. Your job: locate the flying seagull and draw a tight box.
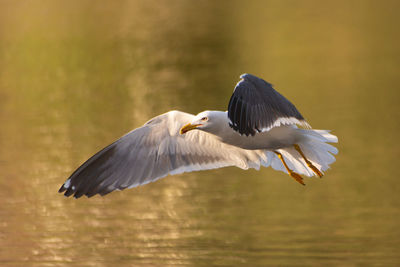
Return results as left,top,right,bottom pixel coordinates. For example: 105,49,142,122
59,73,338,198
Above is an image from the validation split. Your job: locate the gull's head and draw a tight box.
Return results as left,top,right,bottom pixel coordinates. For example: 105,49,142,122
180,111,216,134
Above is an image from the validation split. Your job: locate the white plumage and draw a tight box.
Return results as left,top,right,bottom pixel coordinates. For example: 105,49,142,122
59,74,338,198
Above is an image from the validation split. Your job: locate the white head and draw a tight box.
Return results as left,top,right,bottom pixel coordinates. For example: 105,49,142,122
180,110,226,135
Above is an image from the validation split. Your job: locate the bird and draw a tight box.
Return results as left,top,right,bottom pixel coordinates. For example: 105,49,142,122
59,73,338,198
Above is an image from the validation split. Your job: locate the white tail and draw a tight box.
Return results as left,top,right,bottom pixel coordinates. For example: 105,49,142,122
268,129,338,177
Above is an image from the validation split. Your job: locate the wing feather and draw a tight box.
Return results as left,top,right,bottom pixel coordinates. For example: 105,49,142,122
228,73,310,136
59,111,264,198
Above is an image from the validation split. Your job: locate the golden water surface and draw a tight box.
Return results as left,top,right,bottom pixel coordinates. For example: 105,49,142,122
0,0,399,266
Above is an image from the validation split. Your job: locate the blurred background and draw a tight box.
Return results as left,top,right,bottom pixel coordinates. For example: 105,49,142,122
0,0,399,266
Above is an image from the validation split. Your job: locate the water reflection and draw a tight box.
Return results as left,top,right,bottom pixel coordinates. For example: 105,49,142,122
0,0,399,266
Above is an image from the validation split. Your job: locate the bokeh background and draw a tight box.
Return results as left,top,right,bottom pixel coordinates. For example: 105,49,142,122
0,0,399,266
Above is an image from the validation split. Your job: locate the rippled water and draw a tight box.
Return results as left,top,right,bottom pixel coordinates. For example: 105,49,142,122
0,0,399,266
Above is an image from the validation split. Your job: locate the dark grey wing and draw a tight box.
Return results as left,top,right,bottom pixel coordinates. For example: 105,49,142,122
58,111,255,198
227,73,310,136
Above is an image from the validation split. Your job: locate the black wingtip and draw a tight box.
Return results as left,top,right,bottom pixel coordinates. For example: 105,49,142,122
64,187,75,197
58,184,67,193
58,184,87,198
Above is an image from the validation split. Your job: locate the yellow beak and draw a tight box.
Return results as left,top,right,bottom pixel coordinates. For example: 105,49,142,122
180,123,201,134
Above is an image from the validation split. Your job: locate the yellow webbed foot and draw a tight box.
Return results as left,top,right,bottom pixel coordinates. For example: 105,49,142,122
308,164,323,178
274,151,306,186
289,171,305,185
294,144,323,178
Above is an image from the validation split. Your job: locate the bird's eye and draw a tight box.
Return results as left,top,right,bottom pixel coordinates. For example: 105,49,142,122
201,117,208,121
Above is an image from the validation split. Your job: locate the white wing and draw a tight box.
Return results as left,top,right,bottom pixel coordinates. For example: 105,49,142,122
59,111,266,198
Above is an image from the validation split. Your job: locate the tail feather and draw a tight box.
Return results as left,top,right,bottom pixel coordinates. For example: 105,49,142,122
312,130,338,143
281,147,314,176
268,129,338,177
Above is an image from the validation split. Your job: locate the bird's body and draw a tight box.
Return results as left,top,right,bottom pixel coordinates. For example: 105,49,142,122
187,111,301,150
59,74,338,198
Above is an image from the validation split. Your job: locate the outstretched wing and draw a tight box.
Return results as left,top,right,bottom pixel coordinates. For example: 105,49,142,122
227,73,310,136
59,111,264,198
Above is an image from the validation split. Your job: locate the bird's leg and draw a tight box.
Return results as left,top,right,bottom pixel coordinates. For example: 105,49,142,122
274,151,305,185
293,144,323,178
